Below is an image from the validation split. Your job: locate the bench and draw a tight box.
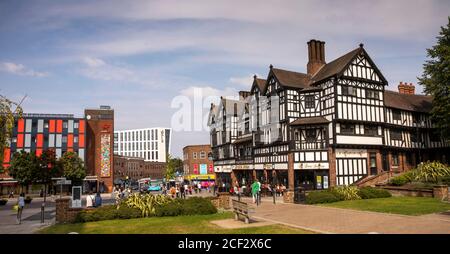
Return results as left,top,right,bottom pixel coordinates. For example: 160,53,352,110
232,199,254,224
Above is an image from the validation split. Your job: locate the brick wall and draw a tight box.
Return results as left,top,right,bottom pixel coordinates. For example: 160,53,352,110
55,198,85,223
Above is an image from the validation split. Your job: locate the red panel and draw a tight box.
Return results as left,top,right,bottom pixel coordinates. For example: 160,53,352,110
79,134,85,148
3,148,10,163
17,134,24,147
193,164,199,174
18,119,24,132
49,120,56,133
56,120,63,133
36,134,44,148
79,120,85,133
36,149,43,157
67,148,73,152
2,163,9,169
67,134,73,147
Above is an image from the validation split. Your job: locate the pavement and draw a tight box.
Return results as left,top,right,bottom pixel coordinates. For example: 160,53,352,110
0,193,116,234
238,196,450,234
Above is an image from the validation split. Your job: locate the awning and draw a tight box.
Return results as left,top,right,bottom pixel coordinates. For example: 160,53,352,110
233,135,253,144
186,174,216,180
83,176,98,181
290,116,329,126
0,180,18,186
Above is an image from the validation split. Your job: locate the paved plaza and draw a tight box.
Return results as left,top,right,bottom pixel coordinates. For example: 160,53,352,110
239,196,450,234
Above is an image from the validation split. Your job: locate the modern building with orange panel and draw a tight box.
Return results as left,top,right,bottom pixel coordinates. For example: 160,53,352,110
1,106,115,194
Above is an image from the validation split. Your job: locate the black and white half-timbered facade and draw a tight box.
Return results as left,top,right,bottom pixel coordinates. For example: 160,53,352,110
208,39,450,193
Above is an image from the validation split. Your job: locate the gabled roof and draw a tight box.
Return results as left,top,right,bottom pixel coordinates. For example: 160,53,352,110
384,90,432,113
266,68,311,93
311,46,388,85
290,116,330,126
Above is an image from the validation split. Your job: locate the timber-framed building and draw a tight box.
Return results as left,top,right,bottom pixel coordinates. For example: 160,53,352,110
208,40,450,193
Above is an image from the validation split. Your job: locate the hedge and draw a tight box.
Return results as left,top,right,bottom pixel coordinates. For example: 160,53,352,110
357,187,392,199
305,191,341,204
75,205,142,223
155,197,217,217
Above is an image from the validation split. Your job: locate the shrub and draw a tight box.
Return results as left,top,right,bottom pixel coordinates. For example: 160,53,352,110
330,186,361,200
122,193,172,217
74,205,141,223
438,175,450,186
389,170,416,186
155,197,217,217
358,187,391,199
182,197,217,215
306,191,340,204
414,161,450,183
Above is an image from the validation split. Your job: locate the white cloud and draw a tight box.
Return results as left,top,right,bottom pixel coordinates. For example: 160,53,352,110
0,62,49,77
82,57,105,67
229,74,259,88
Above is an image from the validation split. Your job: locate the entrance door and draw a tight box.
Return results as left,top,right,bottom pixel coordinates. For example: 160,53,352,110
382,151,389,172
369,152,377,175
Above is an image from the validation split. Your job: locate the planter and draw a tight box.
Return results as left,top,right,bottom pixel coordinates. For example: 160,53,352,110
0,199,7,205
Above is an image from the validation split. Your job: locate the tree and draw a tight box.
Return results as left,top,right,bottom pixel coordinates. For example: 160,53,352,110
60,151,86,185
8,151,37,192
165,154,183,179
418,17,450,140
36,149,62,199
0,94,23,172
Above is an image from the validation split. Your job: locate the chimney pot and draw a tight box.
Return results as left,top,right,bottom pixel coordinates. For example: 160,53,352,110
307,39,326,76
269,64,273,69
253,74,257,79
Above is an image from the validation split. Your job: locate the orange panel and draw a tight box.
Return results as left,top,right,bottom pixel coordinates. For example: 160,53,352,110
17,134,24,147
79,120,85,133
18,119,24,132
56,120,63,133
37,134,44,148
3,148,10,163
67,134,73,147
79,135,85,148
49,120,56,133
36,149,43,157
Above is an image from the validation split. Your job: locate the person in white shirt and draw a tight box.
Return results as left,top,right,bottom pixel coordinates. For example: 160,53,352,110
16,193,25,224
86,192,95,208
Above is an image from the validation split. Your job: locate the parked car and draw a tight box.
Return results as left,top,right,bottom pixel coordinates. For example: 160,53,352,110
148,185,162,191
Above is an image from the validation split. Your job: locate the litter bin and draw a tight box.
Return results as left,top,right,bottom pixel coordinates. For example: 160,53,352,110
293,187,306,204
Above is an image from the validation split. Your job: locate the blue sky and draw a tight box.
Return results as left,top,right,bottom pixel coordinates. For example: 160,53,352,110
1,0,449,157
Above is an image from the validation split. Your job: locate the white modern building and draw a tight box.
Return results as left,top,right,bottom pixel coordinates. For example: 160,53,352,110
114,128,171,163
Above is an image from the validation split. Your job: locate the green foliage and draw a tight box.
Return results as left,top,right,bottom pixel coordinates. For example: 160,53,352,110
305,191,341,204
389,170,416,186
60,151,86,184
155,197,217,216
330,186,361,201
0,94,23,172
357,187,392,199
413,161,450,183
121,193,172,217
418,17,450,139
75,205,142,223
35,149,62,184
8,151,37,186
165,154,183,179
438,175,450,185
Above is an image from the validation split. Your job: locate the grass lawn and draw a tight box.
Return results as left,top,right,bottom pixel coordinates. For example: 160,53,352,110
319,197,450,216
39,212,314,234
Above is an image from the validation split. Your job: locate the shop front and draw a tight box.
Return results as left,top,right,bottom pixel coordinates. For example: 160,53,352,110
186,174,216,188
294,170,329,190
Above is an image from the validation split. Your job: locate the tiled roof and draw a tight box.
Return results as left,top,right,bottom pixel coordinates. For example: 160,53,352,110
290,116,330,126
272,68,312,89
384,90,432,113
311,48,361,83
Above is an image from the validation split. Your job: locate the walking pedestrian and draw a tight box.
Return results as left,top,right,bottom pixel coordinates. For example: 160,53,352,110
16,193,25,224
180,184,185,199
251,180,259,204
197,183,202,193
86,191,95,208
94,192,102,207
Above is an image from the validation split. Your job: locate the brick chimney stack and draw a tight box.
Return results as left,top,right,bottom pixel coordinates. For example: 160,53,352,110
398,82,415,95
307,39,326,76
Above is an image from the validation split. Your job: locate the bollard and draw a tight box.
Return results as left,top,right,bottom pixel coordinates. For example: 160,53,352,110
273,189,276,204
238,193,241,202
41,202,45,223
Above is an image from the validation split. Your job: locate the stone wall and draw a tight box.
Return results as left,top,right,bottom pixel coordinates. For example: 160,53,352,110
379,186,433,198
211,192,231,209
433,185,449,201
55,198,86,223
283,190,294,203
